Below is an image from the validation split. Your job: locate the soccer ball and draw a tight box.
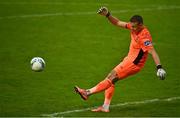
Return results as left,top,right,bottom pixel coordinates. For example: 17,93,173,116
30,57,45,72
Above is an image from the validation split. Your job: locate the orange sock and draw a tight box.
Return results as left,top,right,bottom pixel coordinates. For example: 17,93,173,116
88,79,112,95
104,84,115,106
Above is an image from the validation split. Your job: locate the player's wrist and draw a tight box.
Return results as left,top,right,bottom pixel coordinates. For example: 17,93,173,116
156,65,162,69
106,12,111,18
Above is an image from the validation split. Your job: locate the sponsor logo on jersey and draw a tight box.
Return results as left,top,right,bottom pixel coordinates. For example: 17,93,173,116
144,40,152,46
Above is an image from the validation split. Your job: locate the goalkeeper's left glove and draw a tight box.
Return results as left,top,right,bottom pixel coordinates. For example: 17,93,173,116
156,65,166,80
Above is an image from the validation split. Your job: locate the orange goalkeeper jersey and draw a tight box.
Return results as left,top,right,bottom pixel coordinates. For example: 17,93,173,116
122,23,153,68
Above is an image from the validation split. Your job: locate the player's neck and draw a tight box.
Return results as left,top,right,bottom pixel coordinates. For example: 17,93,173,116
135,25,144,34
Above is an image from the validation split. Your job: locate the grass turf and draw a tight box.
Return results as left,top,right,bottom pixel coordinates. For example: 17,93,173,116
0,0,180,116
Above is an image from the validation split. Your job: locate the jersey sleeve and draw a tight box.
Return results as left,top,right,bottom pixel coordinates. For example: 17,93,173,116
140,31,153,52
125,23,132,30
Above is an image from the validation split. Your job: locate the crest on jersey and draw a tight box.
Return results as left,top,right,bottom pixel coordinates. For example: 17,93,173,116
144,40,152,46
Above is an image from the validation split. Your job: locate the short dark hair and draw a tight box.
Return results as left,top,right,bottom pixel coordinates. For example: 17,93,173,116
130,15,143,24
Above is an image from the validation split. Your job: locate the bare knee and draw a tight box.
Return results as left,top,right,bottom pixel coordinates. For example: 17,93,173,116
106,70,119,84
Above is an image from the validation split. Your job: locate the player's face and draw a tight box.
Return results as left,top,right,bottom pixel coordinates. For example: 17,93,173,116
131,22,139,31
131,22,143,32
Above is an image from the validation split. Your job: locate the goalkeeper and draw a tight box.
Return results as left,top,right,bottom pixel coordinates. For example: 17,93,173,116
74,7,166,112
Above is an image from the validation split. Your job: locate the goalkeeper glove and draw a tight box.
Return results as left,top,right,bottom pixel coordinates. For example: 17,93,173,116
97,7,110,17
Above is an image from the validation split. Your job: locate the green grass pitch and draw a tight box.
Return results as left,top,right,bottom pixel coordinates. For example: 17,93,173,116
0,0,180,116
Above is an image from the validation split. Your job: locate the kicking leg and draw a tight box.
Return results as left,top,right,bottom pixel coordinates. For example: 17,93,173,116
74,70,118,101
87,70,118,95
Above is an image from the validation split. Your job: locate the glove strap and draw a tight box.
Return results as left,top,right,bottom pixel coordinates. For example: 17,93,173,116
157,65,162,69
106,12,111,18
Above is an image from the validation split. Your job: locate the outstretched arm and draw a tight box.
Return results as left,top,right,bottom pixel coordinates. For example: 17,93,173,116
107,15,127,28
97,7,127,28
148,47,161,66
148,48,166,80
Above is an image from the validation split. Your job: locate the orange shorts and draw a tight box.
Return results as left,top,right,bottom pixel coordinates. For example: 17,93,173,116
114,62,141,79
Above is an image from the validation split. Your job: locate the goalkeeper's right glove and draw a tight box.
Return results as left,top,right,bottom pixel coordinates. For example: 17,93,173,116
97,7,111,17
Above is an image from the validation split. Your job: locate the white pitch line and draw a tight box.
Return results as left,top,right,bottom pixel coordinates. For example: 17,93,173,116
0,2,166,6
0,2,178,8
0,5,180,20
0,2,109,5
41,96,180,117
